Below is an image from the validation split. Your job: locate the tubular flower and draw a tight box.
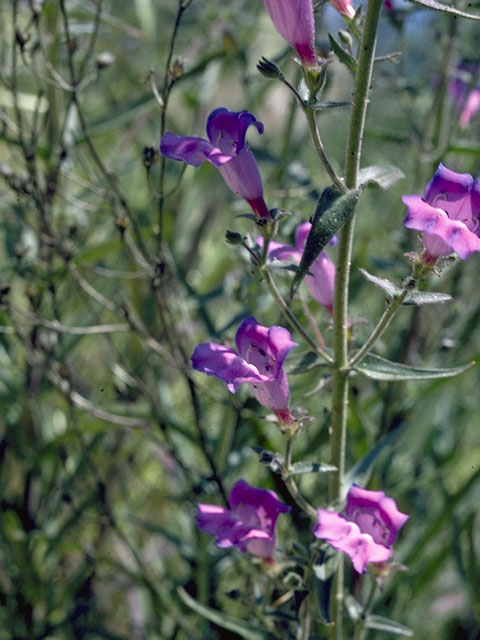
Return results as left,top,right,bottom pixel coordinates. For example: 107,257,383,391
197,479,291,558
160,108,270,219
313,485,409,574
329,0,356,18
448,62,480,128
403,163,480,261
191,316,297,424
263,0,318,70
259,222,336,314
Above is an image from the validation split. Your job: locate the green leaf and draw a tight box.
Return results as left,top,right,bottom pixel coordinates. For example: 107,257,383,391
289,461,337,475
359,268,399,298
406,0,480,20
344,594,363,622
177,588,267,640
354,353,475,381
365,614,414,636
290,188,360,299
287,351,329,374
403,290,452,305
343,428,400,495
313,546,338,623
328,34,357,72
359,268,452,305
251,447,285,474
358,164,405,190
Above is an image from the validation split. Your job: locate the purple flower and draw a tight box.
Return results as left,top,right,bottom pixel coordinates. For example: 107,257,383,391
330,0,356,18
403,163,480,261
197,479,291,557
160,108,270,219
260,222,336,314
448,62,480,128
191,317,297,424
313,485,409,574
263,0,318,70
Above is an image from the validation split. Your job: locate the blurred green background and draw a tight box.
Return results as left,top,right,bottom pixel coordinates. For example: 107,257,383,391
0,1,479,638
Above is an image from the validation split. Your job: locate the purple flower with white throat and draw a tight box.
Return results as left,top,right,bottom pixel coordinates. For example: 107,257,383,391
160,108,270,219
197,479,291,558
313,485,409,574
191,316,297,424
263,0,318,70
403,163,480,262
259,222,336,314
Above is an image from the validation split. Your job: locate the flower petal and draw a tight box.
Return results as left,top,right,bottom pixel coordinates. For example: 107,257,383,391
160,132,232,167
313,509,391,574
424,163,474,203
191,342,269,393
206,108,264,155
263,0,318,69
346,485,409,547
403,194,480,259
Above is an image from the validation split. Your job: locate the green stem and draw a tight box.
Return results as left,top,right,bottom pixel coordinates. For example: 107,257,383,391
353,577,378,640
282,435,317,519
328,0,384,636
348,288,408,367
303,107,346,192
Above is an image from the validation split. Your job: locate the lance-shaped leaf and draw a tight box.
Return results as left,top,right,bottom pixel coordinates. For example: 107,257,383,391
406,0,480,20
328,34,357,72
343,428,400,497
290,188,360,299
289,461,337,475
354,353,475,381
177,587,267,640
359,268,453,305
365,615,414,636
358,164,405,190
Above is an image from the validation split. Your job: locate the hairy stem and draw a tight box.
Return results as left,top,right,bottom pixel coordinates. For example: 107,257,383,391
328,0,384,636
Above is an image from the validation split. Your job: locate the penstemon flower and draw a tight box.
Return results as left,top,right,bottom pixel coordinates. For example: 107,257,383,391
260,222,336,313
448,62,480,128
403,163,480,262
263,0,319,70
197,479,291,558
313,485,409,573
160,108,270,219
330,0,356,19
191,316,297,424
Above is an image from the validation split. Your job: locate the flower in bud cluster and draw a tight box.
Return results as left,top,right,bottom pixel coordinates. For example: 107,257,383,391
313,485,409,574
263,0,318,70
330,0,356,19
259,222,336,314
197,479,291,557
160,108,270,219
191,316,297,424
403,163,480,262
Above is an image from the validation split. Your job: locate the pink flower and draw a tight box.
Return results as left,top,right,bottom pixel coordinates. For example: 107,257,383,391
403,163,480,261
263,0,318,70
260,222,336,314
313,485,409,573
330,0,356,19
191,317,297,423
448,62,480,128
160,108,270,219
197,479,291,557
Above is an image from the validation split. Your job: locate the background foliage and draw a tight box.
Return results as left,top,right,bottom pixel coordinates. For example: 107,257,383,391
0,1,479,638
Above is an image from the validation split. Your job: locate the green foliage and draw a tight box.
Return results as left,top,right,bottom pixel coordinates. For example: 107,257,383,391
0,0,479,639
